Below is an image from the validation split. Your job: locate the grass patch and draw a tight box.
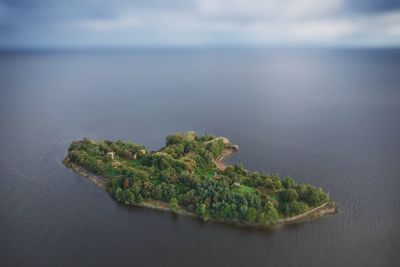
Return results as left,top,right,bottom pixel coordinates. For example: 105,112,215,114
235,185,257,194
194,167,218,178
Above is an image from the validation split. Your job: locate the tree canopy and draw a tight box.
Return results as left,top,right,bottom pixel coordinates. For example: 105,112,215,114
65,132,330,226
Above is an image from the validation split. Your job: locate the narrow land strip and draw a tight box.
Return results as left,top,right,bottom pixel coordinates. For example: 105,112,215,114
214,148,235,171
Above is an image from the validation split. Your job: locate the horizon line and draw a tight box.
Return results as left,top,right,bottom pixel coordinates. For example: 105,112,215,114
1,44,400,53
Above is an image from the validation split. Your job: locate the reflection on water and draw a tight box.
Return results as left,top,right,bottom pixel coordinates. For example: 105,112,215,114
0,49,399,266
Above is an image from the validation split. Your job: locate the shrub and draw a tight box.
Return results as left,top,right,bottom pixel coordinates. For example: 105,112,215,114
281,188,299,202
169,198,179,213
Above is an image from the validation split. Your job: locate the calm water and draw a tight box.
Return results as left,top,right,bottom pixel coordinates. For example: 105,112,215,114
0,49,399,267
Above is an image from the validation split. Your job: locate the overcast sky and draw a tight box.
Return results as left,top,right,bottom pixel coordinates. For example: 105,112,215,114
1,0,400,48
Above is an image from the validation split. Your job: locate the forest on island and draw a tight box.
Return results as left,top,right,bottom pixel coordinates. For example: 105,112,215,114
65,132,329,225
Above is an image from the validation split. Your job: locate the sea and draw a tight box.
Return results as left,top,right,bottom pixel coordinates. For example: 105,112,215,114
1,48,399,266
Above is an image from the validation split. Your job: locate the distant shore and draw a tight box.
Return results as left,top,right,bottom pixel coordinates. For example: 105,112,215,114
64,154,337,229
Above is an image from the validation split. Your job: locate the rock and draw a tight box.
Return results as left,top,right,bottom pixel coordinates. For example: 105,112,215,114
106,151,116,160
137,149,146,156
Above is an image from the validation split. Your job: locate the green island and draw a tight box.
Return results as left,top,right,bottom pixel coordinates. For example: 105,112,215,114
63,131,336,228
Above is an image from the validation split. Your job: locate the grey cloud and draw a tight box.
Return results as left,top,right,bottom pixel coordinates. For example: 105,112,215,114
0,0,399,47
347,0,400,14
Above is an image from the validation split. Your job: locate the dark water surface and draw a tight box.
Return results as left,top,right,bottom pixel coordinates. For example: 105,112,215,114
1,49,399,267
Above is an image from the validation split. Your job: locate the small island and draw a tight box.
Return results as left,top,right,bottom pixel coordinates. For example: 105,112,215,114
64,132,336,228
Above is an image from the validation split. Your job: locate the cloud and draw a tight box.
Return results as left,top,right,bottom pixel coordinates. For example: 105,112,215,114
197,0,343,20
0,0,399,47
78,17,141,32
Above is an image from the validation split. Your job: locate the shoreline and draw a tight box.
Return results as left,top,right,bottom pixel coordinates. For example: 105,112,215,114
64,157,337,229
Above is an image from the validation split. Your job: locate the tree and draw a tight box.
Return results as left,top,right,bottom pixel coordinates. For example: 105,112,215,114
256,212,266,224
152,185,163,200
132,180,142,194
124,189,134,204
302,186,328,206
82,137,93,144
282,201,308,216
264,201,278,223
115,187,124,202
281,188,299,202
282,176,296,189
246,207,257,223
166,134,184,146
182,189,197,206
120,149,134,159
135,193,144,204
95,160,105,174
169,198,179,213
196,203,209,222
206,139,225,157
239,203,249,219
221,204,233,219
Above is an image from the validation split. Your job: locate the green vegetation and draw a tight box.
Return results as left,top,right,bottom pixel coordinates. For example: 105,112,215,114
64,132,331,226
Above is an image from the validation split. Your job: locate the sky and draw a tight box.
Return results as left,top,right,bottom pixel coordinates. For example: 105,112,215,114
1,0,400,48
